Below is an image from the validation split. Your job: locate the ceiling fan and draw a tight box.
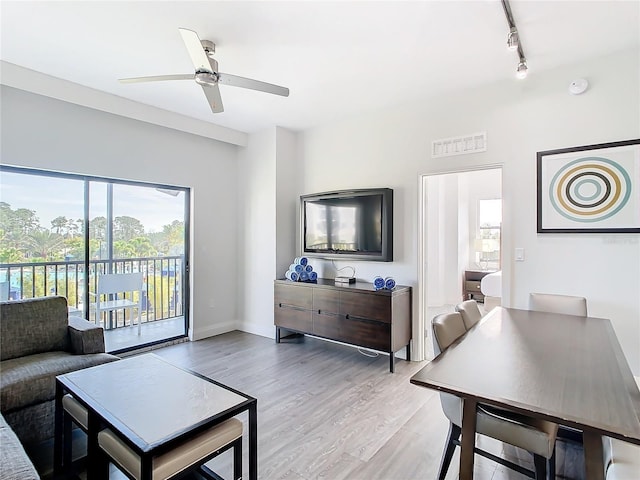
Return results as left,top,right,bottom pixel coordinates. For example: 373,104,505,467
119,28,289,113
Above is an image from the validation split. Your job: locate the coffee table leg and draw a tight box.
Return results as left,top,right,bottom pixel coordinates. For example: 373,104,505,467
460,398,478,480
53,382,63,475
87,411,108,480
249,401,257,480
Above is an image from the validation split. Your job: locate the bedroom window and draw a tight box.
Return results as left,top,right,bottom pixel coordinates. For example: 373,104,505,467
476,198,501,270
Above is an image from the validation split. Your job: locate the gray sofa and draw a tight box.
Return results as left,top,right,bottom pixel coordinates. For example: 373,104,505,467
0,296,119,457
0,413,40,480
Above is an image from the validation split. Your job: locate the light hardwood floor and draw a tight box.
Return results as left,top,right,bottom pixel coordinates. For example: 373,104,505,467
154,331,584,480
35,330,584,479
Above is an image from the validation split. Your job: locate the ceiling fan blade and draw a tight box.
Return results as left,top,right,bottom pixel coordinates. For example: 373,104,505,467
218,72,289,97
178,28,212,73
119,74,195,84
201,83,224,113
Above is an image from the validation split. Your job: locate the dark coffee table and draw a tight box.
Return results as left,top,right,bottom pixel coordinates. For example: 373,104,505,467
54,353,257,479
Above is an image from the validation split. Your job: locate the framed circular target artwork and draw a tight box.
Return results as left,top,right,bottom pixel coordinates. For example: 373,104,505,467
537,139,640,233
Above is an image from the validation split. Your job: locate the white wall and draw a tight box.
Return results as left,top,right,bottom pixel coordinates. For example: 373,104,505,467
297,49,640,373
237,126,300,338
237,128,277,338
275,128,301,276
0,86,240,341
426,176,446,305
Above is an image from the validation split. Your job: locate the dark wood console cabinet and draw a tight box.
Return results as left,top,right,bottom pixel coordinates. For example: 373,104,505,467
274,279,412,373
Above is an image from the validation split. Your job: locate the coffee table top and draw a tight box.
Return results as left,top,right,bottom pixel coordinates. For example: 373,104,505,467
57,354,251,450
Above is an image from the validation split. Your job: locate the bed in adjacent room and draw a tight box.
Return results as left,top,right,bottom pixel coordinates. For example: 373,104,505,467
481,270,501,311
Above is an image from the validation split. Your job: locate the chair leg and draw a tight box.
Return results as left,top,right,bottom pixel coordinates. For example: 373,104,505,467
533,453,547,480
63,412,72,473
547,447,556,480
438,423,461,480
233,437,242,480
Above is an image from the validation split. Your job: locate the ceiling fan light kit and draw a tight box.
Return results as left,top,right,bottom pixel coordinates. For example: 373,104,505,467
119,27,289,114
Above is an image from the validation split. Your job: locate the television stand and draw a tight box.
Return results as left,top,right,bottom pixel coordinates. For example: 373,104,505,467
274,278,412,373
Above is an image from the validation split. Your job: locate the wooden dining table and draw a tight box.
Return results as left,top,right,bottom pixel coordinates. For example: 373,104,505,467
410,307,640,480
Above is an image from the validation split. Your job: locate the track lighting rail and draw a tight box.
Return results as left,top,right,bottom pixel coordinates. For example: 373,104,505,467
501,0,528,78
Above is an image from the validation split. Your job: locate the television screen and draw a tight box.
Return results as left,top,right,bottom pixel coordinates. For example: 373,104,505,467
301,188,393,261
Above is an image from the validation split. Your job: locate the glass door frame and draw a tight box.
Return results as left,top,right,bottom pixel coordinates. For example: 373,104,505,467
0,164,191,349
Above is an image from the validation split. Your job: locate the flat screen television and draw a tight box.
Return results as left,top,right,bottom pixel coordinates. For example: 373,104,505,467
301,188,393,262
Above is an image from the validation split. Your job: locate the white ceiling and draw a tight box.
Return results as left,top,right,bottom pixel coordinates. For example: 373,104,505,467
1,1,638,135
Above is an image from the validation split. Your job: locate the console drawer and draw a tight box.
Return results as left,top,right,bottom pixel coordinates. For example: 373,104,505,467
275,283,312,310
313,288,339,314
275,303,312,332
340,291,391,323
340,317,390,352
312,312,341,339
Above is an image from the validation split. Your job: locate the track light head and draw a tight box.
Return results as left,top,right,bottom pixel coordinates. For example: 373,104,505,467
516,60,528,79
507,27,519,51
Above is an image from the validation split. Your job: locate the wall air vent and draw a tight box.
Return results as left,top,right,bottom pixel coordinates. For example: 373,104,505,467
431,132,487,158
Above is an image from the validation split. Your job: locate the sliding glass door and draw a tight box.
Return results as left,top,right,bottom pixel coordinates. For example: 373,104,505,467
0,166,189,353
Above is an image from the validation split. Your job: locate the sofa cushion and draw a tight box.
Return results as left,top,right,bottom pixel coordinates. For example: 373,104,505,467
0,413,40,479
0,351,119,412
0,297,69,361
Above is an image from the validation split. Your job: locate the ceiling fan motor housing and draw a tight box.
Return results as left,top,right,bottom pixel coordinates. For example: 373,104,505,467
195,54,219,86
195,71,219,86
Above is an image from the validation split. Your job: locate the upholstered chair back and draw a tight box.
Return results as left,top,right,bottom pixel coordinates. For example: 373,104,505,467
431,312,468,427
529,293,587,317
455,300,483,330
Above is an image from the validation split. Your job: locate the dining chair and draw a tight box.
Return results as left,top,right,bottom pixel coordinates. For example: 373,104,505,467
530,293,590,445
529,293,588,316
432,312,558,480
454,300,483,330
602,376,640,479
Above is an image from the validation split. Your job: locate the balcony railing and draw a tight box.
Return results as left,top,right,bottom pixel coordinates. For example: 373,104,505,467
0,256,184,330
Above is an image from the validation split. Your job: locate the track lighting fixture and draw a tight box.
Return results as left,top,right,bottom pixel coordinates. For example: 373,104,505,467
507,27,519,51
501,0,528,79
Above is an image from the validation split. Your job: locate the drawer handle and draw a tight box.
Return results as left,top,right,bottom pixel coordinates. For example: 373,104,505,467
318,309,321,314
476,285,480,290
279,303,282,307
345,314,350,319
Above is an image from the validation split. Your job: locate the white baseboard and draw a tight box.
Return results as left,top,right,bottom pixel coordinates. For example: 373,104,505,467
190,320,237,341
237,321,275,339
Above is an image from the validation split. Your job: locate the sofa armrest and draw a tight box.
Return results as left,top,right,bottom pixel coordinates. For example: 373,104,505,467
67,316,106,354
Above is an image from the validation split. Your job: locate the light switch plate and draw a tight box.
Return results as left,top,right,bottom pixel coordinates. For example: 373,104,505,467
515,248,525,262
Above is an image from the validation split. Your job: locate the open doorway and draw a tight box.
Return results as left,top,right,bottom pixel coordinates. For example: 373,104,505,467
417,166,502,359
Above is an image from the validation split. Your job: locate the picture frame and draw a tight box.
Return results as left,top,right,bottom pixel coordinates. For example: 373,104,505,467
537,139,640,233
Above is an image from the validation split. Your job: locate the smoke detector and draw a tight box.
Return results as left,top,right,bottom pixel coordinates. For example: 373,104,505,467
569,78,589,95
